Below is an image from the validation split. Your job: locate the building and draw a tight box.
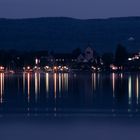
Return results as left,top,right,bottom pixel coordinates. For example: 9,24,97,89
46,53,77,66
85,47,94,61
77,46,96,63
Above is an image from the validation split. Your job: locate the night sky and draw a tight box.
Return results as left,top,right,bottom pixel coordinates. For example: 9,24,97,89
0,0,140,19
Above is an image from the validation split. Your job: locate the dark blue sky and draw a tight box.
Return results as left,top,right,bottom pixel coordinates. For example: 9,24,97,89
0,0,140,19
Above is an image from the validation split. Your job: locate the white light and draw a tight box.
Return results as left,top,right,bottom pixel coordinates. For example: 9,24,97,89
45,66,49,69
135,56,139,59
35,58,39,65
110,64,118,70
91,66,96,70
128,58,132,61
0,66,4,70
27,66,30,70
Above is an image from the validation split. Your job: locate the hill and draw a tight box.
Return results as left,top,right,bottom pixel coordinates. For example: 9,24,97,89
0,17,140,53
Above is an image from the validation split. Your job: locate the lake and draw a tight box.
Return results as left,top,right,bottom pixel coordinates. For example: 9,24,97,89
0,72,139,117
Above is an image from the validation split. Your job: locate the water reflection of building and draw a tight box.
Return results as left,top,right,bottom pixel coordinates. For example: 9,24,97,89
128,76,132,105
112,73,115,99
92,73,97,91
136,75,139,105
22,72,70,103
23,72,42,103
46,73,49,97
58,73,62,97
54,73,57,99
53,73,69,99
109,73,140,110
0,73,4,104
19,72,140,113
64,73,68,92
23,73,32,103
27,73,30,103
35,72,40,102
23,72,26,93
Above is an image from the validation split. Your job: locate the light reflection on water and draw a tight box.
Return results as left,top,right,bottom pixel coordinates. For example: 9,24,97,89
128,76,132,105
136,76,139,105
46,73,49,95
0,72,139,114
27,73,30,103
0,73,4,104
112,73,115,99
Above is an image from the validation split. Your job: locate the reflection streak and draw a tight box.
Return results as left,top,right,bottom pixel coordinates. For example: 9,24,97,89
35,73,38,102
93,73,96,90
38,73,40,94
23,72,25,93
54,73,57,99
64,73,68,92
112,73,115,98
128,76,132,105
59,73,62,97
0,73,4,104
136,76,139,104
46,73,49,94
27,73,30,103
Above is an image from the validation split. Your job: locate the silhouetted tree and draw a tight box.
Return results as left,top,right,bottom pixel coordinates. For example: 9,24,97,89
115,44,128,67
72,48,81,56
102,53,114,68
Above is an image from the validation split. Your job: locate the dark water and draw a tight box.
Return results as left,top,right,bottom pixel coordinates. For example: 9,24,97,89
0,72,140,116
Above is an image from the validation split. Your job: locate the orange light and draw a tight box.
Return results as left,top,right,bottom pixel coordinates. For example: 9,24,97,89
0,66,4,70
54,66,57,70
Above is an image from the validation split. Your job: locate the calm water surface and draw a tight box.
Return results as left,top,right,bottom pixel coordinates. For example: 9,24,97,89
0,72,140,116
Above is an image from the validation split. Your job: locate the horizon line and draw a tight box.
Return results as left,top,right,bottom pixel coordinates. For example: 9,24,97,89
0,16,140,20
